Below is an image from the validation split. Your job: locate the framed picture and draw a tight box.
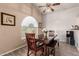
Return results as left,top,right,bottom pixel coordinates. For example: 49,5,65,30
1,12,16,26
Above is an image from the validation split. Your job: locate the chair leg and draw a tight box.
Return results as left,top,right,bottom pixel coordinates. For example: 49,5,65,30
41,49,44,56
27,50,29,56
51,48,55,56
53,49,55,56
53,48,55,56
34,51,36,56
47,47,50,56
58,42,59,47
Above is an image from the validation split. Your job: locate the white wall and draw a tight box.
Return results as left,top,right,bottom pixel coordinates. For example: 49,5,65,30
43,7,79,42
0,3,43,55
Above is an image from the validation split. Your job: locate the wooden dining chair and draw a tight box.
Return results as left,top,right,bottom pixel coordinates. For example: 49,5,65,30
25,33,44,56
47,39,57,56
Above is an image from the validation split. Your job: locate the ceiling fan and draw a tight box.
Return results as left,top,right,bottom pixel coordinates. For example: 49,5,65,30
38,3,60,13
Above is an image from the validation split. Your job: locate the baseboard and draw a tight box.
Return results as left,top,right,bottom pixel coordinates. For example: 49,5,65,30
59,40,66,43
0,44,26,56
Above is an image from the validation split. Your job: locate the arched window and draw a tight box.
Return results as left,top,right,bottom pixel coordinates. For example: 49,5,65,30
21,16,38,39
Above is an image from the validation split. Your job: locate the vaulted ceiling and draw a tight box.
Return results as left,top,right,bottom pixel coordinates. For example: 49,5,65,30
33,3,79,14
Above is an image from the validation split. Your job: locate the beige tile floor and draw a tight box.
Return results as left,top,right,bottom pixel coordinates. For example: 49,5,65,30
55,42,79,56
4,42,79,56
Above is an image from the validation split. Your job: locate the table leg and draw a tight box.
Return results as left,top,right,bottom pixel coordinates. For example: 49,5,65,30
44,45,48,56
58,42,59,47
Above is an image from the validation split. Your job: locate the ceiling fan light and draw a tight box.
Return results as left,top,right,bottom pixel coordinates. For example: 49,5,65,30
51,8,54,11
43,9,46,13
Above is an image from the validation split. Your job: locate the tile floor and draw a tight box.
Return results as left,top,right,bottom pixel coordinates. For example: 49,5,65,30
4,42,79,56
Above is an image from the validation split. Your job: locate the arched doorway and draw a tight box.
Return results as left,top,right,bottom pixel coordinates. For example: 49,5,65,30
21,16,38,39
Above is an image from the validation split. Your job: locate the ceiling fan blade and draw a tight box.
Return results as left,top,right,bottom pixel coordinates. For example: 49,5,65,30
38,6,46,8
51,8,54,11
38,6,44,7
43,9,46,13
53,3,60,6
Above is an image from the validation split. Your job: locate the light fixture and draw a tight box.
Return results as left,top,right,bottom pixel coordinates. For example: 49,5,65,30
37,3,60,14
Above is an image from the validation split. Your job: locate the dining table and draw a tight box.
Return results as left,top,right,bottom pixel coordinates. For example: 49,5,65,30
37,34,59,56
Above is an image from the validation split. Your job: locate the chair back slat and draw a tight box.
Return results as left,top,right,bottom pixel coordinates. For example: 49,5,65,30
25,33,36,50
